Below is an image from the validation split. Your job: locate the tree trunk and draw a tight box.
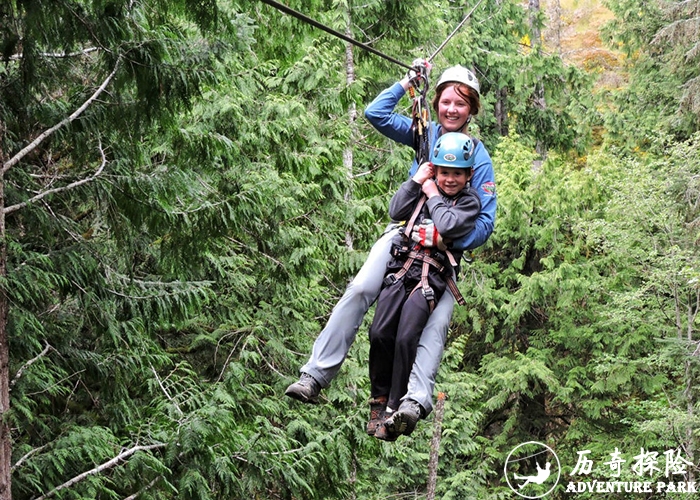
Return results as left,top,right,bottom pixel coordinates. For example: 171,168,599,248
528,0,547,161
684,295,697,482
546,0,562,55
343,9,357,251
0,124,12,500
495,87,509,136
426,392,446,500
345,7,358,499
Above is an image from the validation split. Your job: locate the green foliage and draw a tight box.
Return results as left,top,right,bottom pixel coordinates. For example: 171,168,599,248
3,0,699,499
601,0,700,148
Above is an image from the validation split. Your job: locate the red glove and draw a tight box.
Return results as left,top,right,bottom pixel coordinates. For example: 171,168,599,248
411,220,446,250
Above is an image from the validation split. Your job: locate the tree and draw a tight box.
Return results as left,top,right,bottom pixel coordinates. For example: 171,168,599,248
601,0,700,147
1,1,241,498
0,0,651,498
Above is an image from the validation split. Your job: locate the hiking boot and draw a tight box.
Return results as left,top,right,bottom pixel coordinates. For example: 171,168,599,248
374,417,400,442
285,373,321,404
384,399,423,437
366,396,388,435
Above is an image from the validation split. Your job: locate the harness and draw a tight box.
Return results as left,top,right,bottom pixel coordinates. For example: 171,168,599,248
383,195,467,312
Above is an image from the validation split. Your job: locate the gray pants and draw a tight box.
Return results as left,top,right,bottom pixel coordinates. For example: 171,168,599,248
301,226,454,415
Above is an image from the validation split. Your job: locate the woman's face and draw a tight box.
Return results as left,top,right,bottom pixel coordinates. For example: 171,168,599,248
437,85,471,132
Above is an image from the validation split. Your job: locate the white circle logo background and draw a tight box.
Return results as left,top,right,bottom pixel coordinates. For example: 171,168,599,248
504,441,561,499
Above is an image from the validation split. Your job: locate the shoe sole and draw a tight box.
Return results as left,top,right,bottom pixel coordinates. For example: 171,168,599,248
374,425,399,441
284,387,319,404
386,412,417,436
366,417,385,436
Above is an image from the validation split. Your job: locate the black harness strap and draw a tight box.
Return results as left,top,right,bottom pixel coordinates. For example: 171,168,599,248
384,247,466,311
391,193,467,308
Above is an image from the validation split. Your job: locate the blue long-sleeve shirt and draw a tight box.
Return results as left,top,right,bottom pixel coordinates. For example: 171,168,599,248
364,82,496,251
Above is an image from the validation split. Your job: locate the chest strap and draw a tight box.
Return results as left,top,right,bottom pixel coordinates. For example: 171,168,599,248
383,247,466,311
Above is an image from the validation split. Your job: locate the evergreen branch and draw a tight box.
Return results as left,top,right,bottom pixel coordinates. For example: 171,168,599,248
26,370,86,397
2,57,121,175
170,199,230,215
257,447,304,455
10,343,52,390
106,267,214,289
4,140,107,215
31,443,167,500
226,236,286,269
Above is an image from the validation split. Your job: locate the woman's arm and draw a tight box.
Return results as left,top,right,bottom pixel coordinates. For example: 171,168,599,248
364,82,414,147
450,143,497,250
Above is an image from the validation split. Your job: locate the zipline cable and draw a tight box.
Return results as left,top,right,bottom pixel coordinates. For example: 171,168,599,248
258,0,413,71
428,0,486,62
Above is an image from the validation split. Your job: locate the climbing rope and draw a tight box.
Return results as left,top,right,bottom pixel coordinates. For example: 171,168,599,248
258,0,484,166
258,0,412,71
427,0,486,63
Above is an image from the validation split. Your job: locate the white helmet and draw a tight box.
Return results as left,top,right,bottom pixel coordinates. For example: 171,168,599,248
436,65,480,95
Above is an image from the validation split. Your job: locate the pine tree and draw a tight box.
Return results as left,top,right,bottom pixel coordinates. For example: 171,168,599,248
602,0,700,146
1,1,239,498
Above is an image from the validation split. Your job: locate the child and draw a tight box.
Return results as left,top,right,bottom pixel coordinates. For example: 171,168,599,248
367,132,482,441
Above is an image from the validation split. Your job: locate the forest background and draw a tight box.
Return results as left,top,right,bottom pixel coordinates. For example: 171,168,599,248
1,0,699,499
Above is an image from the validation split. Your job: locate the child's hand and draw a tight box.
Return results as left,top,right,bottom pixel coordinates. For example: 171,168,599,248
421,178,439,198
412,162,434,185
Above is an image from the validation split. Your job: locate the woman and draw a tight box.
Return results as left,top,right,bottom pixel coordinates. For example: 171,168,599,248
286,63,496,439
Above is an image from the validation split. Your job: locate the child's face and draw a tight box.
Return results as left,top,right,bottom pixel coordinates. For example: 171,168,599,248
435,166,472,196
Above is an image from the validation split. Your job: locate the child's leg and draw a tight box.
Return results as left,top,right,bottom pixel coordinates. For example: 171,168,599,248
387,291,432,411
368,281,407,400
404,287,454,416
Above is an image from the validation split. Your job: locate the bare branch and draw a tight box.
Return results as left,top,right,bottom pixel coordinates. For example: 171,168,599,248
9,47,99,61
150,364,183,417
11,444,48,472
2,57,121,175
122,476,159,500
652,17,700,46
32,443,166,500
10,343,52,389
4,140,107,215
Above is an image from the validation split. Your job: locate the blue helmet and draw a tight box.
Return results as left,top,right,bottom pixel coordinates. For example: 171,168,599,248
432,132,476,169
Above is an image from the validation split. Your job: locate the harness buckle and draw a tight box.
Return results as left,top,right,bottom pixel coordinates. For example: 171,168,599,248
383,274,398,286
422,287,435,302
